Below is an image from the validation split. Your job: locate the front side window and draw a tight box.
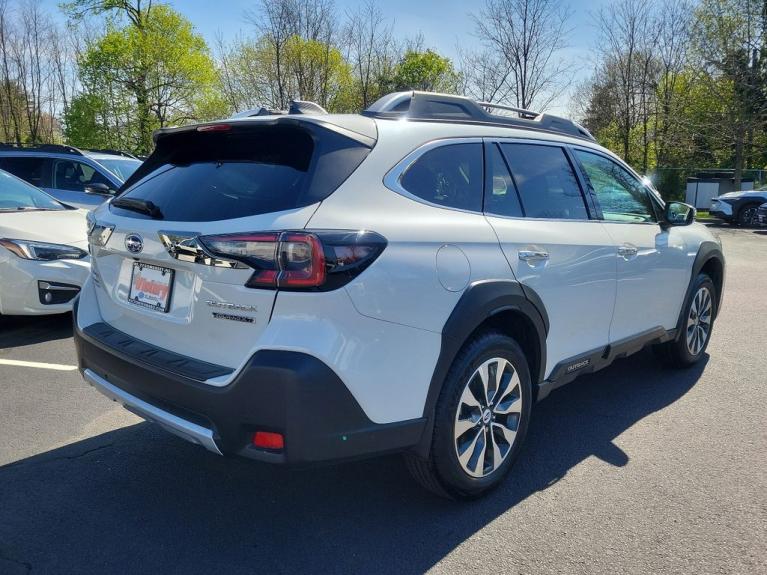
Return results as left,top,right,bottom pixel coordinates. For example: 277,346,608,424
400,143,483,212
574,150,657,223
500,143,588,220
0,170,64,211
53,160,112,192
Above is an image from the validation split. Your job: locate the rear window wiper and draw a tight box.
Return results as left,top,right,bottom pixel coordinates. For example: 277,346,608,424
112,197,164,219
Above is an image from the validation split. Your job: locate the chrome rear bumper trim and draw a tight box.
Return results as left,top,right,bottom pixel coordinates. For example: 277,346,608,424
83,368,223,455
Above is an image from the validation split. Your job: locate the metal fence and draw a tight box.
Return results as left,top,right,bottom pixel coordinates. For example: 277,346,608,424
647,168,766,202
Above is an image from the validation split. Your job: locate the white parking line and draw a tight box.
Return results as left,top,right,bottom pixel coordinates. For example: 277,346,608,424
0,358,78,371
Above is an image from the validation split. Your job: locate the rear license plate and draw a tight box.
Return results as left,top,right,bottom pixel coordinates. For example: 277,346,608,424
127,262,174,313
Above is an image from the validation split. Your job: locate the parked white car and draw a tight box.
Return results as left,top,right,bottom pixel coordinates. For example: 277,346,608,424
0,169,90,315
75,91,725,499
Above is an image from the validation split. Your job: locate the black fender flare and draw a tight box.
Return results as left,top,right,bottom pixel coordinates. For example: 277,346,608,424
675,241,725,336
413,280,548,457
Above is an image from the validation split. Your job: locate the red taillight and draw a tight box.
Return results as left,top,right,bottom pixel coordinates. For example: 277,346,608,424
252,431,284,450
198,230,386,291
277,233,326,287
199,231,326,288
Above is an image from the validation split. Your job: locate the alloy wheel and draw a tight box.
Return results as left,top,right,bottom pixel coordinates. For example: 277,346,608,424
740,206,759,226
453,357,522,478
686,286,712,356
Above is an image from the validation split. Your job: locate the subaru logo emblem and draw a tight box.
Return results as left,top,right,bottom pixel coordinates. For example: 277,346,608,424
125,233,143,254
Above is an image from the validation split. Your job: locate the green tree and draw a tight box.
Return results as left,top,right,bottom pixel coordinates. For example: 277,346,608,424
62,93,111,149
692,0,767,187
217,34,354,113
390,50,460,93
67,2,224,154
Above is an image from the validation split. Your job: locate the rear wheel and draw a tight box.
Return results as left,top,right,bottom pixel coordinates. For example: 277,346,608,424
654,274,715,367
405,331,532,499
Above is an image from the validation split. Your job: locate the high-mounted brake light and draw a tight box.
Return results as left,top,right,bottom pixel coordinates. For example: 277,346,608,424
197,230,386,291
196,123,232,132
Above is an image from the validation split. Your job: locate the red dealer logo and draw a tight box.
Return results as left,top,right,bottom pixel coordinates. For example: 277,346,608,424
135,276,169,301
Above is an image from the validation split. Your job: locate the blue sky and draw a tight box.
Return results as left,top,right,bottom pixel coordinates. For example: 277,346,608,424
42,0,612,113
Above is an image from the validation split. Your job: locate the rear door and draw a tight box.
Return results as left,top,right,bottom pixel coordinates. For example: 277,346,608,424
483,140,617,378
571,148,690,341
0,156,51,191
88,120,373,372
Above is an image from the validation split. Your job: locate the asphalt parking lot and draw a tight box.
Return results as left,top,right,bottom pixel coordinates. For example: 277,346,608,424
1,226,765,575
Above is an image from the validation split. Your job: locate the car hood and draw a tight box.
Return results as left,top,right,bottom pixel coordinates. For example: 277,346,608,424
0,208,89,247
715,190,767,200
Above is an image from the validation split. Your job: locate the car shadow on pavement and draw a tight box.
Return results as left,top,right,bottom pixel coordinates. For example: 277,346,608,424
0,350,707,575
0,313,73,349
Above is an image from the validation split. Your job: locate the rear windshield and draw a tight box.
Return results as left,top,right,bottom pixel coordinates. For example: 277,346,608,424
112,123,372,222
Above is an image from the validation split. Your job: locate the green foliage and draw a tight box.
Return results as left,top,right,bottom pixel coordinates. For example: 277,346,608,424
390,50,460,93
62,93,111,149
282,35,355,112
73,3,223,154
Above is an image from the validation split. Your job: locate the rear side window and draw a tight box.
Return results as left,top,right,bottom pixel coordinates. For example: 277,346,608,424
500,143,588,220
114,124,372,222
400,143,483,212
0,157,49,188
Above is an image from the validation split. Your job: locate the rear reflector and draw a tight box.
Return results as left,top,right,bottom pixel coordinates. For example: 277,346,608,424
252,431,284,450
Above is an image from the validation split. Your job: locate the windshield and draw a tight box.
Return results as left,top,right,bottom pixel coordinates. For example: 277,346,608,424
95,158,142,182
0,169,66,211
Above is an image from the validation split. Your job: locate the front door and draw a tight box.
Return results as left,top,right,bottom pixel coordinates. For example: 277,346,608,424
47,158,115,209
571,148,690,343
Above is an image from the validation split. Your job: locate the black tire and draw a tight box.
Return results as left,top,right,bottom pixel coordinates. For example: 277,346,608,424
737,203,760,227
405,331,532,499
653,273,716,368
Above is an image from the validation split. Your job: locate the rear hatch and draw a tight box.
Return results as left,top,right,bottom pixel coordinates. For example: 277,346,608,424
87,117,375,377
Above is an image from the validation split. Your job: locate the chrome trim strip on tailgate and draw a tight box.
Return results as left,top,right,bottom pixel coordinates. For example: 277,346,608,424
83,368,223,455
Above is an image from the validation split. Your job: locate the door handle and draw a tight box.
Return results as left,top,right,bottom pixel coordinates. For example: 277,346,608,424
618,244,638,259
519,249,549,262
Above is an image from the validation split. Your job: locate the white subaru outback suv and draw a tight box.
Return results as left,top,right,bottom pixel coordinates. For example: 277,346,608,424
75,91,725,499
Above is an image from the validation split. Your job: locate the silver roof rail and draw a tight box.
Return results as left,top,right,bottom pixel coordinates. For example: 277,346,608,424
477,101,539,120
363,91,595,142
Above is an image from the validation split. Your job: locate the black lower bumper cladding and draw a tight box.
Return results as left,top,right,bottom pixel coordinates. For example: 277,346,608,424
74,320,425,464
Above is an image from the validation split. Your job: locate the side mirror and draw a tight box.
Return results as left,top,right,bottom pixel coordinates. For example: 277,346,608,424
84,182,114,195
664,201,695,227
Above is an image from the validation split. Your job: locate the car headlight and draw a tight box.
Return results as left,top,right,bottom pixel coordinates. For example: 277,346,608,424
0,238,88,261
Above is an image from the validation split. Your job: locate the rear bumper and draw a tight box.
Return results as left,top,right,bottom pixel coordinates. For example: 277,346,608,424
74,316,425,464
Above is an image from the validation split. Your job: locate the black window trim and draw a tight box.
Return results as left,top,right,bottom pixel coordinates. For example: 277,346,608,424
485,137,599,222
383,137,486,215
568,144,662,226
483,141,526,217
